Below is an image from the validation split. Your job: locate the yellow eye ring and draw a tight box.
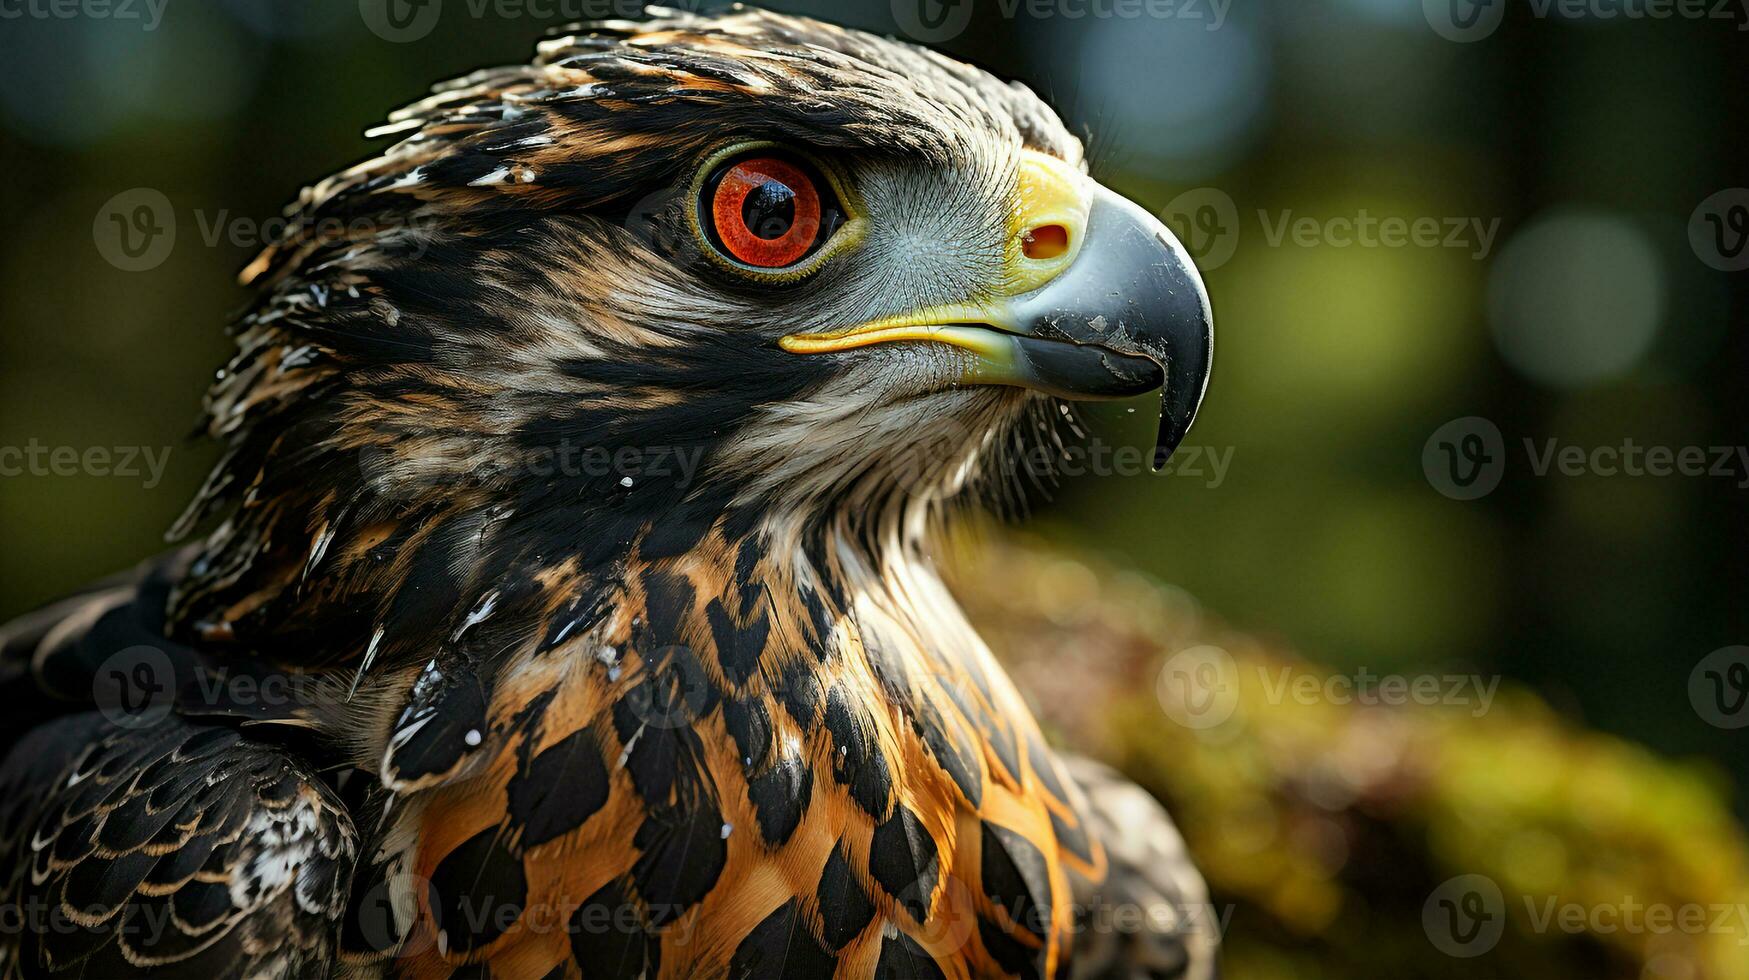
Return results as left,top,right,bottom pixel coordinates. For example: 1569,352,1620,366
686,141,866,283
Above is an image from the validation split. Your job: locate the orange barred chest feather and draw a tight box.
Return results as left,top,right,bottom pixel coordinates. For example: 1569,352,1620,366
384,537,1106,979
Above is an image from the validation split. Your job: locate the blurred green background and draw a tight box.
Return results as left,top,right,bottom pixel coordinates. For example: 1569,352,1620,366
1,0,1745,976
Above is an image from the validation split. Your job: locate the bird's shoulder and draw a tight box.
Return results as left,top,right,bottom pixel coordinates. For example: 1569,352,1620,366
0,710,360,979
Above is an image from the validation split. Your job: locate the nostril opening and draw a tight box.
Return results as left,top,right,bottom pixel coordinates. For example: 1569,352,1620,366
1022,223,1070,261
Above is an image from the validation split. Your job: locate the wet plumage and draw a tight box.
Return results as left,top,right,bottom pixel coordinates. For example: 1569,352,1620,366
0,8,1215,979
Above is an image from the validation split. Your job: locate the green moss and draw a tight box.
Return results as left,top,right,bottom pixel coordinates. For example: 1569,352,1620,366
955,535,1749,980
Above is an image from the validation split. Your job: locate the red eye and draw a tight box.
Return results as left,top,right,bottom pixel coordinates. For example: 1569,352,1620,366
702,155,840,270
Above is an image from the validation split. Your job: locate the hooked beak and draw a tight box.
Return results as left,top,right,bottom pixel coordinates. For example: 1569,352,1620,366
779,154,1214,468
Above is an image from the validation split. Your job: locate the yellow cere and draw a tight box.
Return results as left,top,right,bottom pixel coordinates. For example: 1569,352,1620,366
1004,148,1090,294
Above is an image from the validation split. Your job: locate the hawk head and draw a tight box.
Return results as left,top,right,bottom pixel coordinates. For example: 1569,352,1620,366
169,6,1211,650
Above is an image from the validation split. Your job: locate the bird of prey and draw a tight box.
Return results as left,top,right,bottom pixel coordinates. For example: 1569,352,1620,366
0,8,1216,979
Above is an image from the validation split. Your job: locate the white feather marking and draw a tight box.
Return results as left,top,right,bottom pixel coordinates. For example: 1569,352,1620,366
349,626,387,699
452,590,500,641
364,118,424,139
228,800,322,912
386,167,426,189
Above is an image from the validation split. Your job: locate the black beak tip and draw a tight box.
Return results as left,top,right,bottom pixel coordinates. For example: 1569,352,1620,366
1152,401,1198,471
1149,306,1214,471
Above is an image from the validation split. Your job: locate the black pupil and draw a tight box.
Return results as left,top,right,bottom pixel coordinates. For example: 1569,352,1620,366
742,177,796,240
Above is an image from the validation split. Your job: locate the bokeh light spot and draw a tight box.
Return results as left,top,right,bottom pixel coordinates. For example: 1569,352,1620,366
1487,210,1663,389
1068,15,1269,175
